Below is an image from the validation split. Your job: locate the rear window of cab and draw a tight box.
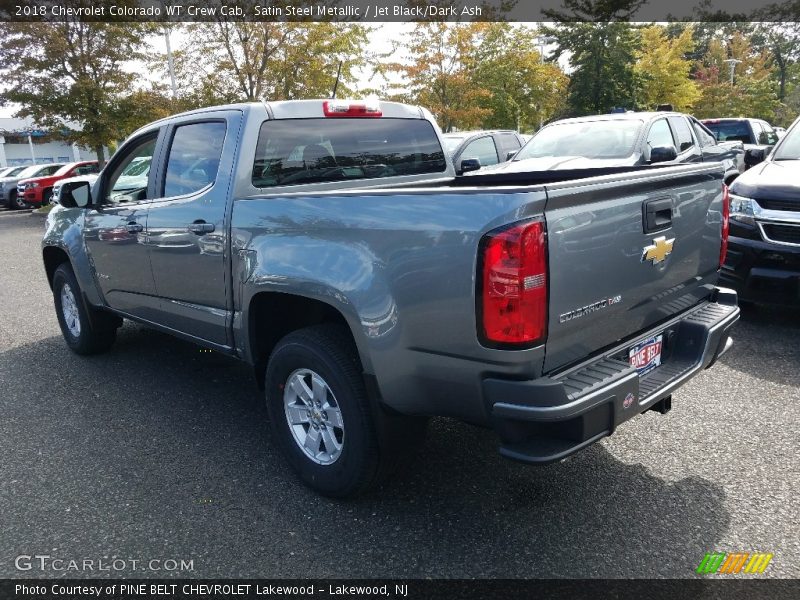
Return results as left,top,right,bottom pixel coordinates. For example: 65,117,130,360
252,118,447,188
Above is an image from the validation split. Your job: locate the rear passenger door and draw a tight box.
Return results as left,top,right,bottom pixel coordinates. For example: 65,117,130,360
667,116,702,163
144,111,242,348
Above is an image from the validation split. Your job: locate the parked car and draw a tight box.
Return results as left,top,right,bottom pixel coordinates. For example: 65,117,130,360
442,130,526,174
53,155,153,205
17,160,99,207
479,112,744,185
44,99,738,497
0,166,26,178
701,118,780,168
0,163,64,209
720,116,800,306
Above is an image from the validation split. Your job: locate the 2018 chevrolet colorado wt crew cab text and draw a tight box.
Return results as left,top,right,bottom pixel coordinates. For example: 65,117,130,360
43,99,740,497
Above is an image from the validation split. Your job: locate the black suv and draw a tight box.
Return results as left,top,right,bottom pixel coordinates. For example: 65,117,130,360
721,116,800,306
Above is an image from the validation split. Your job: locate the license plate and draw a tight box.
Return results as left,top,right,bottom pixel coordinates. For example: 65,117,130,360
629,334,663,376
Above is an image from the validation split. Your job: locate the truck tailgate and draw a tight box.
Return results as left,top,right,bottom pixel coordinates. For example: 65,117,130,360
543,164,725,373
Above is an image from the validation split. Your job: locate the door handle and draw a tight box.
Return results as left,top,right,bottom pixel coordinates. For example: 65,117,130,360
643,198,673,233
126,222,143,233
187,220,215,235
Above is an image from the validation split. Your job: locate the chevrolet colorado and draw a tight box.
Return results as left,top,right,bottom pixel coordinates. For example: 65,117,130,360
43,99,739,497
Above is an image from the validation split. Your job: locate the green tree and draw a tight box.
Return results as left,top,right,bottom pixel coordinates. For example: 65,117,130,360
472,24,568,131
634,25,700,112
0,16,153,165
542,1,645,115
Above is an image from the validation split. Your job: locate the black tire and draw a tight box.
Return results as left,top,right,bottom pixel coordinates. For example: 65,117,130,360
52,263,119,355
8,190,21,210
42,188,53,205
265,324,424,497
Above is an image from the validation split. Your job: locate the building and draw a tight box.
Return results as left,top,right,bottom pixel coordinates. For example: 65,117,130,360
0,117,107,167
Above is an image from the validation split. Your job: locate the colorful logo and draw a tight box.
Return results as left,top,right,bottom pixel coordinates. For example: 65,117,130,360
623,393,635,409
696,552,773,574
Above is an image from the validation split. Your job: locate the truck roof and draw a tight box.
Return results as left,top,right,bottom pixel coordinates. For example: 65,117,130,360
128,99,430,139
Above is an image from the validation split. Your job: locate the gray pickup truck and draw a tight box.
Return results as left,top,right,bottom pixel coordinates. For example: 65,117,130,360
43,99,740,497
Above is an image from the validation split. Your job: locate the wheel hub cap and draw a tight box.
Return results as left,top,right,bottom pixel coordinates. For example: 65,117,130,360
283,368,344,465
60,283,81,338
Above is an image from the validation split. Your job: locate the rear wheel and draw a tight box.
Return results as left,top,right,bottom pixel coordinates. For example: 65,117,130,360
265,324,426,497
53,264,119,355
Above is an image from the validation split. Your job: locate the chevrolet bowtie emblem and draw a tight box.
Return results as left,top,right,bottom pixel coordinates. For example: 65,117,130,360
642,236,675,264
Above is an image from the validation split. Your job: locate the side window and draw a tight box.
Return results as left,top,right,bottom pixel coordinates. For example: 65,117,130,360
667,117,694,152
691,120,716,147
646,119,675,149
163,121,227,198
498,133,522,154
104,135,157,204
759,122,779,145
42,165,62,176
461,136,499,167
76,164,99,175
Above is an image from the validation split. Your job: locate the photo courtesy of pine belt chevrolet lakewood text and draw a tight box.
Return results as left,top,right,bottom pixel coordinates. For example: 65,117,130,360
43,99,739,497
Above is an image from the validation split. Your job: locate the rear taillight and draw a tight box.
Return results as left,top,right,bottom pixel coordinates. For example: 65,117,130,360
720,184,730,268
323,99,382,118
479,219,548,346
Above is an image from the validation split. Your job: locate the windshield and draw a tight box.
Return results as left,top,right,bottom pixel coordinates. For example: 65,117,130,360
515,119,643,160
442,136,467,153
5,166,28,177
703,121,750,143
17,165,49,178
773,124,800,160
54,163,77,176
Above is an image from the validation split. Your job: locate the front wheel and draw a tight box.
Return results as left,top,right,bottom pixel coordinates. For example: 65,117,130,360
265,324,424,497
8,191,23,210
53,264,119,355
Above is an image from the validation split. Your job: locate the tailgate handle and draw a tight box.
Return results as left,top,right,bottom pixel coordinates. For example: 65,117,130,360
643,198,673,233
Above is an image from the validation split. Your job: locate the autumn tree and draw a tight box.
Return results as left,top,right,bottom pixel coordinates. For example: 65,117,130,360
634,25,700,111
692,33,781,121
170,21,368,105
0,16,154,165
390,22,492,132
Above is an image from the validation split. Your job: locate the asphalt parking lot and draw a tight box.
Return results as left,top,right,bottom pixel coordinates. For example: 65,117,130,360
1,206,798,579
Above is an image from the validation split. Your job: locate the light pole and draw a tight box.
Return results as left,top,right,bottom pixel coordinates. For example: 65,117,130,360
724,58,742,85
534,35,555,130
535,35,555,64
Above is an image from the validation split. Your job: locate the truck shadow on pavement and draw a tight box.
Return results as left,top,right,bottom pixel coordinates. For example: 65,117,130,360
1,325,730,578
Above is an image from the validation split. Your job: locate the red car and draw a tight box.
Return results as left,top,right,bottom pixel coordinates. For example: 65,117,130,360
17,160,100,206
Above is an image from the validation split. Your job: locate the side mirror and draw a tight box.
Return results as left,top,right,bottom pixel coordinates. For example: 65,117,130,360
59,181,92,208
745,147,766,167
505,150,517,161
459,158,482,174
649,145,678,164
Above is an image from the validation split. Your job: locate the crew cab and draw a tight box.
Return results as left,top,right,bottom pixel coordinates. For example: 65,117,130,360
721,116,800,306
701,118,780,169
43,99,739,497
485,112,744,185
17,160,100,207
